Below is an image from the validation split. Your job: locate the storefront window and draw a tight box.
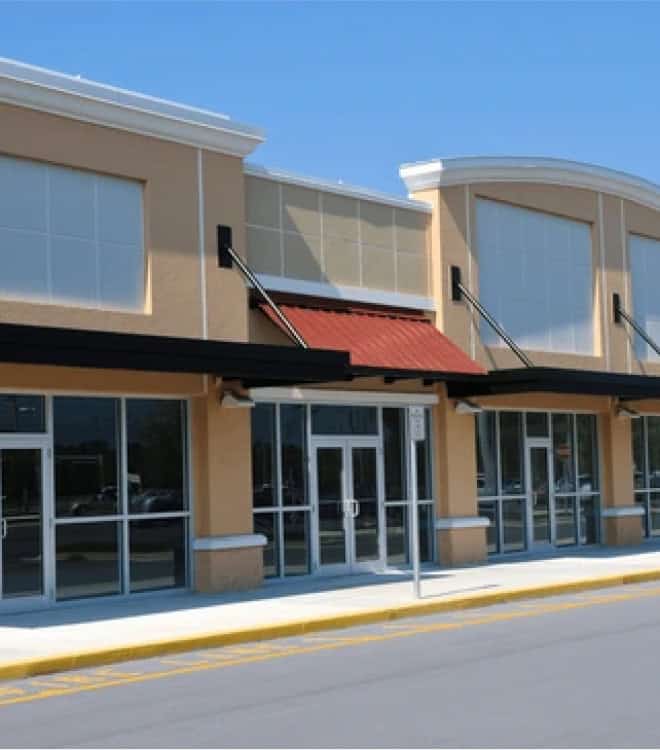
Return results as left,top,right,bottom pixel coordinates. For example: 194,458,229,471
311,406,378,435
251,404,277,509
577,414,599,492
280,405,307,506
383,408,407,501
500,412,524,495
0,395,45,433
552,413,576,494
53,396,189,599
632,416,660,537
476,411,497,497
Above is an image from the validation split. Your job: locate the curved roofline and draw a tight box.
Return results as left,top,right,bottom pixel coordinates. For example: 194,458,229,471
399,156,660,211
0,57,264,157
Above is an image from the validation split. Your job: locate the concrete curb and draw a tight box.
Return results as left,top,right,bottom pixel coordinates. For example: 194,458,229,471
2,567,660,682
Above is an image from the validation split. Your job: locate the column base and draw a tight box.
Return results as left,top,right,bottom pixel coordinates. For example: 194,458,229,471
603,509,644,547
194,535,265,593
436,522,487,566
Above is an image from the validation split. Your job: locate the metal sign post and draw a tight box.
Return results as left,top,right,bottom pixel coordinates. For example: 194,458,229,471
408,406,426,599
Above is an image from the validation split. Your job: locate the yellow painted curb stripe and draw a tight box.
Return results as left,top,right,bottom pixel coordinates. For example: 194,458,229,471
1,566,660,682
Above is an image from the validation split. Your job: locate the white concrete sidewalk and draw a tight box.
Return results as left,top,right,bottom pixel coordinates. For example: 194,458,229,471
2,543,660,667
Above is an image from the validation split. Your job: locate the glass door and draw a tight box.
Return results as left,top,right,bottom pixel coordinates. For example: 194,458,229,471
1,448,44,600
312,439,384,574
526,441,554,549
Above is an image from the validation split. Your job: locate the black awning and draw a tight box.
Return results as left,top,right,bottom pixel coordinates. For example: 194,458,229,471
0,321,350,386
446,367,660,400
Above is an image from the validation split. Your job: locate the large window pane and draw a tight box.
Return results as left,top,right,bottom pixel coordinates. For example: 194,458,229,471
54,397,119,517
418,503,434,563
0,395,45,433
502,498,526,552
636,493,649,537
254,512,278,577
650,493,660,536
416,411,433,500
386,505,408,566
126,400,186,514
647,417,660,488
476,412,497,497
383,408,407,501
129,518,186,592
283,511,310,576
552,414,576,493
577,414,599,492
280,405,307,506
500,412,524,495
579,496,599,545
56,522,121,600
252,404,277,508
554,496,577,546
526,412,549,438
633,418,646,490
311,406,378,435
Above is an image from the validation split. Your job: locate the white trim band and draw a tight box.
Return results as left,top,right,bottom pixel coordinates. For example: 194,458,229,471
193,534,267,552
246,163,432,213
601,506,645,519
435,516,490,530
0,57,264,157
399,156,660,212
249,387,438,405
255,274,435,312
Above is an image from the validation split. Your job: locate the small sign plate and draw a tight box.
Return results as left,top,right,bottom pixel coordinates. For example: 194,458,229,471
408,406,426,442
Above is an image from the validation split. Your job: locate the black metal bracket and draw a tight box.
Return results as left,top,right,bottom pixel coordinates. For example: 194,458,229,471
217,225,308,349
612,292,660,358
449,265,533,368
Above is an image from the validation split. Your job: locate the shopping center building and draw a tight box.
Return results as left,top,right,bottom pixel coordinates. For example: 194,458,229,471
1,57,660,610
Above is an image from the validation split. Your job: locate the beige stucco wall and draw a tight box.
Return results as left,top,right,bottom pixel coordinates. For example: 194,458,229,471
0,102,247,344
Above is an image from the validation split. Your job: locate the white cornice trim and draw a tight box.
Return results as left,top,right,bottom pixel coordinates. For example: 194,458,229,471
0,57,264,157
246,163,432,213
435,516,490,530
249,387,438,405
601,506,645,518
399,156,660,212
256,274,435,312
193,534,267,552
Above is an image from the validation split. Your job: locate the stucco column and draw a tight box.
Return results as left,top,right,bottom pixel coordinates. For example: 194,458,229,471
600,408,643,546
191,387,264,592
433,387,488,566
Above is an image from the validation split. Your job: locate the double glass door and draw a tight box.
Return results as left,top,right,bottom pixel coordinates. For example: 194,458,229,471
0,447,45,601
313,439,383,573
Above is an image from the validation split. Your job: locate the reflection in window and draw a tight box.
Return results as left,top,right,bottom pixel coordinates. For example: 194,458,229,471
252,404,277,508
129,518,186,592
633,418,646,490
280,405,307,506
500,412,524,495
0,395,45,433
283,511,310,575
416,411,433,500
311,406,378,435
56,522,121,600
254,512,278,577
126,400,185,514
552,413,576,493
383,408,407,501
577,414,599,492
54,397,119,517
476,412,497,496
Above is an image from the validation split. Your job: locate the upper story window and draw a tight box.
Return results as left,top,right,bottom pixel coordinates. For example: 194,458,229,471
476,198,593,355
630,234,660,361
0,154,144,312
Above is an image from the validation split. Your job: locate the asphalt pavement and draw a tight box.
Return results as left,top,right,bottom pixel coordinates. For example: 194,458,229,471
2,581,660,747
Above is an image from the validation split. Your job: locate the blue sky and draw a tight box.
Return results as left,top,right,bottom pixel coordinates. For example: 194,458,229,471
2,1,659,197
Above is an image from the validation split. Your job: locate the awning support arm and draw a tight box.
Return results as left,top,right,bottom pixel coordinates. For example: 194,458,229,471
613,293,660,359
217,225,308,349
450,266,533,368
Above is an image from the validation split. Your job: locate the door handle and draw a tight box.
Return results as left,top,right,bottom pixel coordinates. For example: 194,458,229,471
352,500,360,518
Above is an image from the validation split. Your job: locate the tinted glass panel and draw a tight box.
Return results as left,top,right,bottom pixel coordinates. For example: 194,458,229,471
317,447,346,565
252,404,277,508
526,412,549,438
418,504,434,563
476,412,497,496
129,518,186,592
353,447,379,562
386,505,408,565
54,397,119,517
648,418,660,488
579,496,599,545
577,414,599,492
311,406,378,435
500,412,524,495
650,493,660,536
479,500,498,554
383,408,407,501
555,496,577,546
633,418,646,490
553,413,576,493
126,400,185,514
416,412,433,500
502,498,526,552
254,512,278,577
283,510,310,576
280,405,307,506
56,522,121,600
0,395,44,433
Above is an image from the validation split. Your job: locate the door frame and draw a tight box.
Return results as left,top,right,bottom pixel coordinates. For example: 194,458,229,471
524,437,556,550
309,436,385,576
0,435,51,611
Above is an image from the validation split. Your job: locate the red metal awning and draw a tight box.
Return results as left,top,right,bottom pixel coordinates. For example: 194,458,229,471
259,303,485,376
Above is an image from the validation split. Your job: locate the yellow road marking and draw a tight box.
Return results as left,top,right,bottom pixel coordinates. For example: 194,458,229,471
2,583,660,709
